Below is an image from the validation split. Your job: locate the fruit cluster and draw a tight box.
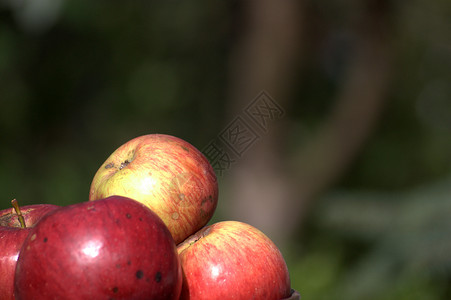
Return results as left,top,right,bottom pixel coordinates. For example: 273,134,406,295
0,134,297,300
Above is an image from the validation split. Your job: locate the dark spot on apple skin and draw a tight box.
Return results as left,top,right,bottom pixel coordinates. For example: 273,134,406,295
181,145,189,152
139,217,143,221
155,271,162,283
136,270,144,279
119,160,130,170
126,213,132,219
105,162,115,169
43,237,48,243
127,260,131,266
112,287,119,293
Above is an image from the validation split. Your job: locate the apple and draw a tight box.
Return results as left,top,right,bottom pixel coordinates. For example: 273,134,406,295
89,134,218,244
177,220,292,300
0,200,59,300
14,195,182,300
0,201,60,228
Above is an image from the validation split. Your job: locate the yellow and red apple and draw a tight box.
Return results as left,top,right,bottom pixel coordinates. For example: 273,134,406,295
89,134,218,244
177,221,292,300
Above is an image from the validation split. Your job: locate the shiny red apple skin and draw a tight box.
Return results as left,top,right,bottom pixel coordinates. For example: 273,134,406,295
0,204,59,300
89,134,218,244
14,196,182,300
0,228,30,300
177,221,291,300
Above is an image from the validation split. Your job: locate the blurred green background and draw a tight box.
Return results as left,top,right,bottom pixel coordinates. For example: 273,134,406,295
1,0,451,299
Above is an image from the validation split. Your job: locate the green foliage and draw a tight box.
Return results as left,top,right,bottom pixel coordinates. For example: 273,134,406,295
295,176,451,299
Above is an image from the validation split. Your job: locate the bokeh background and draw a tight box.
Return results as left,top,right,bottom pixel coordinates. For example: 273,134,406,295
1,0,451,299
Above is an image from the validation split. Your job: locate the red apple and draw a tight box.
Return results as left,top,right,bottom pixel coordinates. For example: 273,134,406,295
0,202,59,300
89,134,218,244
177,221,291,300
14,196,182,300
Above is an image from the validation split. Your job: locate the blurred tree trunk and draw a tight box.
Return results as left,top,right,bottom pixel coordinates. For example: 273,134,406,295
224,0,393,249
224,0,302,248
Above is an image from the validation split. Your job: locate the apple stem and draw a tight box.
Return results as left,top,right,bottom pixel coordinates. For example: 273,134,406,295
11,199,26,228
